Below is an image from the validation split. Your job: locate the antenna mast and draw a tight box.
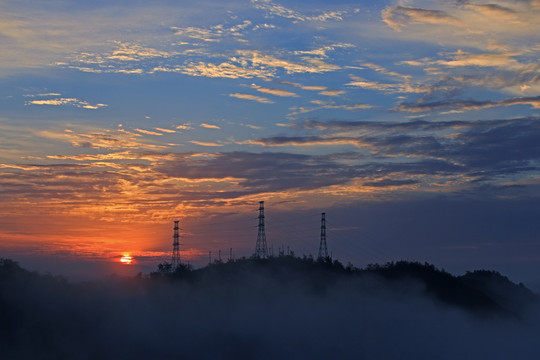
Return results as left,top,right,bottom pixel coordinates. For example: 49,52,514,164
255,201,268,258
318,212,329,260
172,220,181,267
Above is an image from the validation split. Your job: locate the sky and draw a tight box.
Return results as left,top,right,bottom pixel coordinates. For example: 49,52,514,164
0,0,539,285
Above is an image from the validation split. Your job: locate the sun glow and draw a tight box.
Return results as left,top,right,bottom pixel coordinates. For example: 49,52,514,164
120,254,133,264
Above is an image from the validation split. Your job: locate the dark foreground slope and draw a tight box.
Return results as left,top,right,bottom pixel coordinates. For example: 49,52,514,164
1,257,539,360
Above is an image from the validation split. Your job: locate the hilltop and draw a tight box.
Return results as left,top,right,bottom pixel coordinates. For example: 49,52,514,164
1,257,539,359
149,255,538,317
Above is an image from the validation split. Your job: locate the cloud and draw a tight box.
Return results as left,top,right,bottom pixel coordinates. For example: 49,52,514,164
237,50,340,74
243,124,264,130
240,136,368,148
180,62,273,79
189,140,225,147
435,50,524,69
276,80,327,91
25,96,107,110
39,127,169,151
251,84,299,97
61,41,182,76
289,101,373,116
301,85,327,91
461,3,521,23
318,90,346,96
346,75,430,94
135,129,163,136
176,124,194,130
394,95,540,113
2,116,539,232
229,93,274,104
155,128,176,134
360,62,411,80
251,0,345,22
291,117,540,178
171,20,254,43
171,26,221,42
200,123,221,130
105,42,178,61
23,92,61,97
382,5,463,32
294,43,354,58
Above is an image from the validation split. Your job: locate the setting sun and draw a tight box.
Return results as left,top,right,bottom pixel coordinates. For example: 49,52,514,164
120,254,133,264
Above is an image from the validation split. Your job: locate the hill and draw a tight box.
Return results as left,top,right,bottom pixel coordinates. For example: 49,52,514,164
1,257,539,359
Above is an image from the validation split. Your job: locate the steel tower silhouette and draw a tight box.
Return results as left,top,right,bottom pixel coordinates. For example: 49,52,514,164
255,201,268,258
318,212,329,259
172,220,181,267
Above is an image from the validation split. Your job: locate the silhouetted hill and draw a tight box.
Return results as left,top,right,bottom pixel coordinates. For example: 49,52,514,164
459,270,538,316
152,256,538,317
2,257,540,359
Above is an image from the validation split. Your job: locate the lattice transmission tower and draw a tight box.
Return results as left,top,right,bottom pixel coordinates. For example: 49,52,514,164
255,201,268,258
318,212,329,260
172,220,181,267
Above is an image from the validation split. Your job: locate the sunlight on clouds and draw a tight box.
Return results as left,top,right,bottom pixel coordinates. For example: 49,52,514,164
1,0,540,272
25,96,107,110
39,127,169,151
346,75,431,94
180,61,273,79
394,95,540,113
230,93,274,104
200,123,221,130
135,129,163,136
155,128,176,134
318,90,346,97
382,5,463,32
190,140,225,147
237,50,340,74
176,124,194,130
251,0,345,22
251,84,299,97
289,101,373,117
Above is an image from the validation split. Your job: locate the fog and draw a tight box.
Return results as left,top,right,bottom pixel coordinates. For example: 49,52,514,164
1,259,539,359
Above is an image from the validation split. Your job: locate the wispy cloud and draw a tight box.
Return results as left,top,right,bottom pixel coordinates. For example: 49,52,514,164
289,101,373,116
251,84,298,97
25,95,107,110
394,95,540,113
382,5,463,32
176,124,194,130
237,50,340,74
346,75,430,94
135,129,163,136
189,140,225,147
171,20,253,43
318,90,346,97
200,123,221,130
229,93,274,104
179,62,273,79
155,128,176,134
251,0,346,22
39,127,168,151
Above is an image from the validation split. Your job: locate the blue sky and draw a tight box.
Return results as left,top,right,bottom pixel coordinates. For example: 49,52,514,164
1,0,539,284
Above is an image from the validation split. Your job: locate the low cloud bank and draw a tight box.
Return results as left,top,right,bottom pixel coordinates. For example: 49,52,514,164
1,258,539,359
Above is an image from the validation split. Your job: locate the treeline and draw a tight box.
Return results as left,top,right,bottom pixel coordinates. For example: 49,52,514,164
1,257,540,359
149,255,538,316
